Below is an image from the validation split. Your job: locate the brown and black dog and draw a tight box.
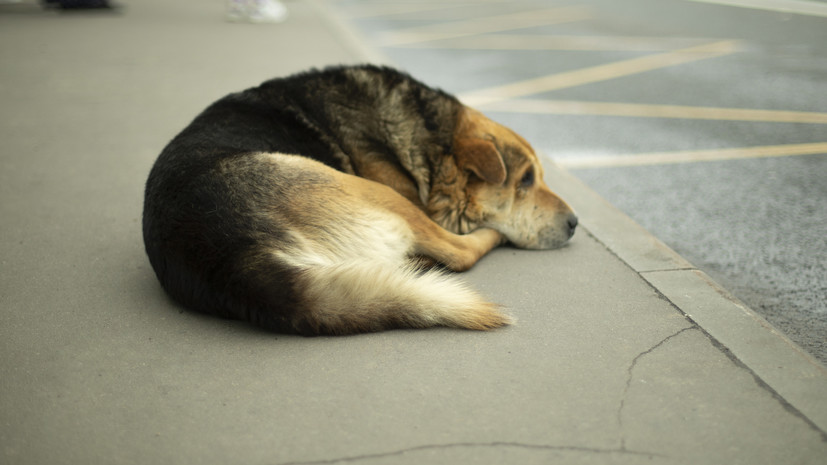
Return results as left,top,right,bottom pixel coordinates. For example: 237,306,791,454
142,65,577,335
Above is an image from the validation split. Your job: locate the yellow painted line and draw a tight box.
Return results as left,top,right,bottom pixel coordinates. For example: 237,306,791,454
398,34,712,52
480,99,827,124
686,0,827,18
378,7,592,46
459,40,744,107
555,143,827,169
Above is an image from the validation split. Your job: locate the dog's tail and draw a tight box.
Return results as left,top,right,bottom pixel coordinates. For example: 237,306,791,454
284,260,511,335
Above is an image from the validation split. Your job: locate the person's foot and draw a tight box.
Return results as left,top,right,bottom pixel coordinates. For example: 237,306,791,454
227,0,288,23
248,0,288,23
47,0,113,9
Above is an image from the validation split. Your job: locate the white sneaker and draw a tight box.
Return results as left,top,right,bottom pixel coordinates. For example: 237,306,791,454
247,0,288,23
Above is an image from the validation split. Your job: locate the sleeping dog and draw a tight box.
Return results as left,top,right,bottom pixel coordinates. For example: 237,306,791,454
143,65,577,335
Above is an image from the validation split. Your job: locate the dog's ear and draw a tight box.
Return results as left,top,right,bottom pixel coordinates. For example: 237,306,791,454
455,138,507,185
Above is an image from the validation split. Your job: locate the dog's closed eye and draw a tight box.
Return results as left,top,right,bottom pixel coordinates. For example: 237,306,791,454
519,168,535,188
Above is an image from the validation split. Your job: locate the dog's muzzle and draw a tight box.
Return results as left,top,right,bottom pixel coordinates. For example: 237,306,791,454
516,211,578,250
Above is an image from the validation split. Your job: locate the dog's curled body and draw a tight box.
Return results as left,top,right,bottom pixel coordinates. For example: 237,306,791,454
143,65,576,335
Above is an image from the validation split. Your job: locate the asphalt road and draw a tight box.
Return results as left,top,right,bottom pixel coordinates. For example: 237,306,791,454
333,0,827,363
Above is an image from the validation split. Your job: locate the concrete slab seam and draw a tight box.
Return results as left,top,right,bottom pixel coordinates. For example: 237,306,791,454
580,226,696,276
272,441,665,465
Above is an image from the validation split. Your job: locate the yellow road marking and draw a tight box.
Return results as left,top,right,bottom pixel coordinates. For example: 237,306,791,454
397,34,713,52
554,143,827,169
378,7,592,46
685,0,827,18
480,99,827,124
459,40,743,107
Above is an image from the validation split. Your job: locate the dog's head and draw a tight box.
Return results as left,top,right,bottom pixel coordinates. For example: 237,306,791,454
447,107,577,249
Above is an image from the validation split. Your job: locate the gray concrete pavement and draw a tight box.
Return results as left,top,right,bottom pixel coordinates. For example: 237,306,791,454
1,1,826,464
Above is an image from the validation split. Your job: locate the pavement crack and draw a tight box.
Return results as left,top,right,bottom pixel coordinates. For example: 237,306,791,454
617,326,696,450
273,441,664,465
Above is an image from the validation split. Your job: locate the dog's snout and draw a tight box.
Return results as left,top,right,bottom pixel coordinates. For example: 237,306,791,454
566,213,578,238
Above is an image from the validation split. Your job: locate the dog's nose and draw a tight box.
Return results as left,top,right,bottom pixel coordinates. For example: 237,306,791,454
566,214,578,238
